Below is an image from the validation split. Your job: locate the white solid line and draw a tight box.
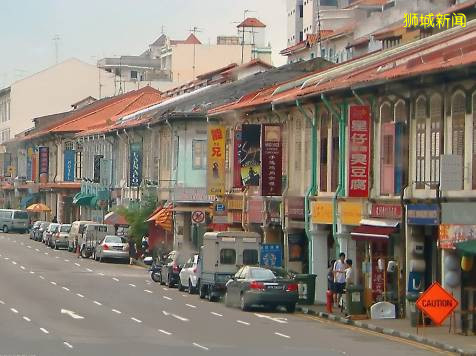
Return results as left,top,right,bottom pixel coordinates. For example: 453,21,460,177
11,261,17,265
98,272,105,276
128,283,136,287
112,309,122,314
39,276,45,280
23,316,31,322
131,317,142,323
29,271,35,274
274,332,291,339
93,301,102,306
144,289,153,294
186,304,197,309
50,282,57,286
163,296,172,301
74,263,80,267
211,312,223,317
62,287,70,291
55,256,60,259
20,266,26,270
40,328,49,334
86,268,93,272
171,314,189,322
76,293,84,298
0,300,5,304
237,320,250,326
193,342,209,351
158,329,172,336
10,308,18,314
64,342,73,349
64,259,70,262
112,277,119,282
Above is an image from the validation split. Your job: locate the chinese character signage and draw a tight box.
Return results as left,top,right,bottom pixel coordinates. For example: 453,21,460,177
240,124,261,186
348,105,371,197
439,224,476,250
129,143,142,187
403,12,466,29
64,150,75,182
38,147,49,175
233,129,243,188
207,125,226,196
260,244,282,268
261,124,282,196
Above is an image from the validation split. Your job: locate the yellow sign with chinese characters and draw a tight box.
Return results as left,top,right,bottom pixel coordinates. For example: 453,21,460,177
340,202,362,226
404,12,466,29
207,125,226,196
311,201,333,224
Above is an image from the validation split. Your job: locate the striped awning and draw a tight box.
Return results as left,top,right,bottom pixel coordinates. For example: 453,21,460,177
147,205,173,232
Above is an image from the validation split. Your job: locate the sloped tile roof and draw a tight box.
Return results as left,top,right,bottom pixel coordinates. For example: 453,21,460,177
237,17,266,28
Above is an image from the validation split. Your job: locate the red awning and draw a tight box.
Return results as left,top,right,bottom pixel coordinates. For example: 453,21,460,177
351,225,397,241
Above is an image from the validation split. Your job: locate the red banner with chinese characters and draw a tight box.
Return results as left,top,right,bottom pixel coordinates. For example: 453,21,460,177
207,125,226,196
261,124,282,196
233,129,243,188
348,105,371,197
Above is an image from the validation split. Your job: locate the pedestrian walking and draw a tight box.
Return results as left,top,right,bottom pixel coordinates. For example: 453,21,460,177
333,252,346,307
345,259,354,287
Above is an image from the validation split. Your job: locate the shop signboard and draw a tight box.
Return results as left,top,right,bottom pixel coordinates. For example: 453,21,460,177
439,224,476,249
340,202,362,226
260,244,282,268
416,282,458,326
174,187,208,202
311,201,333,224
213,201,228,225
261,124,282,196
207,125,226,196
407,204,439,225
63,150,75,182
240,124,261,186
38,147,49,176
233,129,243,188
371,203,402,219
348,105,371,198
129,143,142,187
26,147,34,180
287,197,305,221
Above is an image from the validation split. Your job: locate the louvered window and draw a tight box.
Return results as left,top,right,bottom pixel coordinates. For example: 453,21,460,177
320,111,328,192
452,92,466,188
430,95,443,188
331,114,339,192
295,119,302,171
415,97,426,189
380,102,395,194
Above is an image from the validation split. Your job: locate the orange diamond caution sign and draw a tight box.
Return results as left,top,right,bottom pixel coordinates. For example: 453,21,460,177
416,282,458,326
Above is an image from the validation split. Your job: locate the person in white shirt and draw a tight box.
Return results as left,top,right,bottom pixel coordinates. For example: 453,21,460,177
333,252,346,306
345,259,354,286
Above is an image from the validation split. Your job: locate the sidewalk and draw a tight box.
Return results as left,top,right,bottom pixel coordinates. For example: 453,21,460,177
297,304,476,355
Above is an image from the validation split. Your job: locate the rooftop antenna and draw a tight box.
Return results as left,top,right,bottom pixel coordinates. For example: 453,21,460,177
53,34,61,64
188,26,203,79
317,1,322,57
237,9,255,64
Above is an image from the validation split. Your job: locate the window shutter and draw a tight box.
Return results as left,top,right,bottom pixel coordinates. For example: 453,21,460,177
430,95,443,187
452,93,466,188
331,114,339,192
415,98,427,189
320,111,328,192
381,123,395,194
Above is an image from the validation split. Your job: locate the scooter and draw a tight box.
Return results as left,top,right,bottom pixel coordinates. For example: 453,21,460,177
149,261,162,283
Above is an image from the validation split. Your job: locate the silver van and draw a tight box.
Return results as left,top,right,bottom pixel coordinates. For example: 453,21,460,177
0,209,30,233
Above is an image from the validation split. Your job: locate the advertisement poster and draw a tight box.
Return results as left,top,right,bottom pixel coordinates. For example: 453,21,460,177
233,129,243,188
38,147,49,175
261,124,282,196
207,125,226,196
64,150,75,182
348,105,371,197
288,233,305,262
240,124,261,186
129,143,142,187
260,244,282,268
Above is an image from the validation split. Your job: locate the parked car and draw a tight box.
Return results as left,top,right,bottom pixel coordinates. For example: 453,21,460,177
51,224,71,250
178,254,200,293
0,209,30,233
67,220,93,252
30,221,44,239
35,222,50,241
224,266,298,313
81,223,115,259
43,223,60,245
160,250,187,288
94,235,129,263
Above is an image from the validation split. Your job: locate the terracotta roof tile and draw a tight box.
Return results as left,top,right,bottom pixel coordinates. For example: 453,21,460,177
237,17,266,28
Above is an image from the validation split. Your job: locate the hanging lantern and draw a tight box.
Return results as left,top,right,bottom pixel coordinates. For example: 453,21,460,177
461,255,474,272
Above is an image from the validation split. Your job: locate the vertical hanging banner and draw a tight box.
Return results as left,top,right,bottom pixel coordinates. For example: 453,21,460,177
64,150,75,182
38,146,49,176
261,124,282,196
207,125,226,196
26,147,33,180
129,143,142,187
240,124,261,186
348,105,371,197
233,129,243,188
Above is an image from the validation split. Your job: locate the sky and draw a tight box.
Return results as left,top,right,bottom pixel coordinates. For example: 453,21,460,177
0,0,287,88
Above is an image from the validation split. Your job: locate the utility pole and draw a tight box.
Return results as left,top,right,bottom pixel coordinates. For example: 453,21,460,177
189,26,203,79
53,34,60,64
239,9,255,64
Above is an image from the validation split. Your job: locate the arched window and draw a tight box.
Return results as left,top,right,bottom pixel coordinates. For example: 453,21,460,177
320,110,329,192
430,94,443,187
452,92,466,188
415,96,427,188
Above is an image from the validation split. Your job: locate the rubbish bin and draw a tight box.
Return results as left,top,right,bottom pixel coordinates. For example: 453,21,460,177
345,285,365,315
406,292,420,327
293,274,317,305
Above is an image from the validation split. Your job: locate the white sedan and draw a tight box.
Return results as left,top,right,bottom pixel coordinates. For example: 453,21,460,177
178,254,200,294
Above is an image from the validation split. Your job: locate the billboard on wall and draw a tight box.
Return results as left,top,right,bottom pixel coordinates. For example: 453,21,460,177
261,124,282,196
240,124,261,186
233,129,243,188
38,147,49,175
348,105,371,197
64,150,75,182
207,125,226,196
129,143,142,187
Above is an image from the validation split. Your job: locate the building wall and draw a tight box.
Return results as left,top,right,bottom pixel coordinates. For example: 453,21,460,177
287,0,304,46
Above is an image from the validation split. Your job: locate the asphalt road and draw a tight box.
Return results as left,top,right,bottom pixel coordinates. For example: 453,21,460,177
0,233,454,356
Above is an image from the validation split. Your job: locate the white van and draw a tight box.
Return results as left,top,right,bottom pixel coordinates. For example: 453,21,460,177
80,223,115,259
67,220,94,252
0,209,30,233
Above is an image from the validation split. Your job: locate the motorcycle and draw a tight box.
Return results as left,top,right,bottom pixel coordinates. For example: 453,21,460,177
149,261,162,283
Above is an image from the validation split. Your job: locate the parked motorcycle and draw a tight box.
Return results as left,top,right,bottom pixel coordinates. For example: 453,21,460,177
149,261,162,283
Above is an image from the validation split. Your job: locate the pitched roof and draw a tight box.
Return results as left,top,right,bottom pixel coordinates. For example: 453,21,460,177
442,0,476,14
170,33,202,45
237,17,266,28
150,34,167,47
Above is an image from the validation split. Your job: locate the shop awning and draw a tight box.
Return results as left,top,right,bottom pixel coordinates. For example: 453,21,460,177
90,196,99,208
104,211,128,226
351,225,398,241
73,192,94,206
147,206,173,232
20,194,38,209
456,240,476,255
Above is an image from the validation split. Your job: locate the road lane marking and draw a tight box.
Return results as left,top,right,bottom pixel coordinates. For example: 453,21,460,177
274,332,291,339
11,261,17,265
211,312,223,317
112,309,122,314
93,301,102,306
61,309,84,320
20,266,26,270
163,287,169,291
86,268,93,272
254,313,288,324
172,314,189,322
44,252,48,255
236,320,250,326
193,343,209,351
64,342,73,349
55,256,60,259
98,272,105,276
144,289,153,294
50,282,57,286
131,317,142,323
112,277,119,282
0,300,4,304
186,304,197,309
29,271,35,274
3,257,9,260
35,249,40,252
27,246,31,249
10,308,18,314
76,293,84,298
74,263,80,267
182,294,188,297
129,284,136,287
23,316,31,322
158,329,172,335
39,276,45,280
40,328,49,334
163,296,172,301
64,259,70,262
62,287,70,291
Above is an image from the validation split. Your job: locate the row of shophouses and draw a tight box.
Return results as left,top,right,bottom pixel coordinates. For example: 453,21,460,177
2,21,476,309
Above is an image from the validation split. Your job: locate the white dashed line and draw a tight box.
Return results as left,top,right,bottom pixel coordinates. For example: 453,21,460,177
27,246,32,249
237,320,250,326
20,266,26,270
162,287,169,291
274,332,291,339
93,301,102,306
74,263,80,267
0,300,5,305
76,293,84,298
44,252,48,255
131,317,142,323
23,316,31,322
211,312,223,317
186,304,197,309
171,314,189,322
40,328,49,334
163,296,172,301
112,309,122,314
182,294,188,297
55,256,60,259
128,284,136,287
62,287,70,292
11,261,17,265
29,271,35,274
112,277,119,282
86,268,93,272
10,308,18,314
35,249,40,252
158,329,172,335
39,276,45,280
144,289,153,294
98,273,105,276
4,257,9,260
193,343,209,351
50,282,57,286
64,259,70,262
64,342,73,349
